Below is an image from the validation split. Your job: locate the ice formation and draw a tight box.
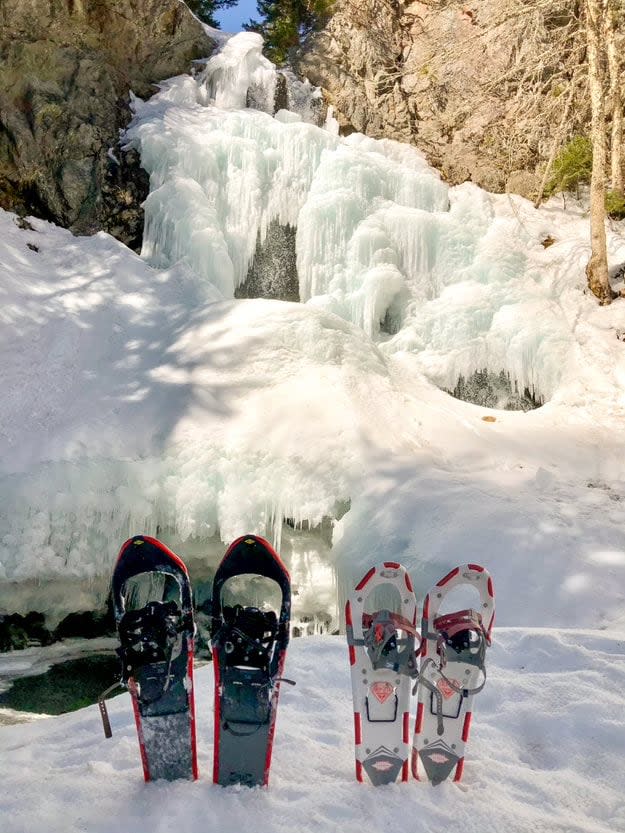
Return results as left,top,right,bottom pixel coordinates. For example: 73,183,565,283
126,31,617,402
2,31,625,631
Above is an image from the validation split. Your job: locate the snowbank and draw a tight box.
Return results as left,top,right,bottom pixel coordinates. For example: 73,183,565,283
0,634,623,833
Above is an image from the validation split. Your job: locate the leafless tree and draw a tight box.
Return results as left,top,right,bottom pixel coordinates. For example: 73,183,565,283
584,0,613,303
606,0,623,193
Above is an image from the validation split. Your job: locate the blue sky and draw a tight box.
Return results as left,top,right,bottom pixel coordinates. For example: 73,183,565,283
215,0,259,32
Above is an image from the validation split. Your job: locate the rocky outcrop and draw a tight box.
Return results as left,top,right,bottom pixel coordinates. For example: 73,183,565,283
295,0,585,197
295,0,412,142
0,1,213,244
235,221,300,303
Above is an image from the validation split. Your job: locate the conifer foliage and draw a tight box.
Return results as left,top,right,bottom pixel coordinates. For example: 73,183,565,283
244,0,333,64
545,137,593,199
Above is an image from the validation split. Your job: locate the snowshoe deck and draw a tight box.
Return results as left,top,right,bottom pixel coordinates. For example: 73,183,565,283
346,563,418,785
412,563,494,785
112,535,197,782
211,535,291,787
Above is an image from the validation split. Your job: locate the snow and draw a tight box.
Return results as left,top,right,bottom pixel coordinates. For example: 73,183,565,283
0,633,624,833
2,32,625,630
1,23,625,833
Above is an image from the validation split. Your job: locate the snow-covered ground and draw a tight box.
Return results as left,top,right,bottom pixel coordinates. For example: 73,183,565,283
1,27,625,832
2,193,625,628
0,634,623,833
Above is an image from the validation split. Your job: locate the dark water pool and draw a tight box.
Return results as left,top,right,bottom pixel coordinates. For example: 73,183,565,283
0,654,120,715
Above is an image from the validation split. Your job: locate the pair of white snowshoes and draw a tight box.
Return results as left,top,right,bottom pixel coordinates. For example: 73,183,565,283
346,562,494,786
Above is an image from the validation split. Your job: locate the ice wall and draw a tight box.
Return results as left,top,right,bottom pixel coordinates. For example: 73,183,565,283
200,32,277,112
127,31,587,400
127,32,332,301
0,208,387,609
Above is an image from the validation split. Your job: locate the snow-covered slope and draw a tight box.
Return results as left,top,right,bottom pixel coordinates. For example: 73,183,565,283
2,30,625,633
0,634,623,833
2,202,625,628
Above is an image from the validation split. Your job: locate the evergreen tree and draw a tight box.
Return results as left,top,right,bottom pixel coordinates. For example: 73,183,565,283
186,0,239,28
545,137,593,198
244,0,333,65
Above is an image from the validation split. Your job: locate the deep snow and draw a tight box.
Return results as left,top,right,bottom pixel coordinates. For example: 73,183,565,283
0,634,623,833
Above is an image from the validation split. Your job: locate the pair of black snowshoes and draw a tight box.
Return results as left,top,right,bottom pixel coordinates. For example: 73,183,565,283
103,534,291,786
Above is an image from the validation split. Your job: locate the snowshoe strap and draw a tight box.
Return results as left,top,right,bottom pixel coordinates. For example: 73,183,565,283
361,610,418,635
97,681,125,738
433,609,491,645
438,662,487,698
117,600,183,697
215,605,279,670
348,610,419,676
416,658,446,735
434,608,488,690
416,652,487,738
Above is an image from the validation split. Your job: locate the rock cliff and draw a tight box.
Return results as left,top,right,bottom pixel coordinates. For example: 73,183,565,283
0,0,213,245
295,0,585,197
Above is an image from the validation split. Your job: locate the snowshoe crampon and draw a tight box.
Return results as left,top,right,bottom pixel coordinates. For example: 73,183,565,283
211,535,291,787
112,535,197,782
346,562,418,785
412,564,494,785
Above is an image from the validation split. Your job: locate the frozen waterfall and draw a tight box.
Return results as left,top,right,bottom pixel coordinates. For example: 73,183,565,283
126,31,575,400
3,29,625,631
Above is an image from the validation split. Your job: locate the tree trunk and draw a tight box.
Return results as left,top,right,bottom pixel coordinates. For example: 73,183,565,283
584,0,613,304
606,0,623,192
